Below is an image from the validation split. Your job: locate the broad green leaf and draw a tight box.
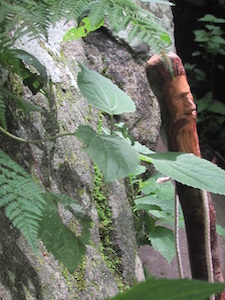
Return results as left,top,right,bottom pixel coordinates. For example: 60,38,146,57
77,63,136,115
63,17,104,41
4,49,48,94
140,172,174,197
134,141,154,155
216,224,225,238
149,152,225,195
148,226,175,263
199,14,225,23
208,100,225,115
38,193,91,273
135,195,173,213
211,36,225,44
15,49,47,84
75,125,139,182
130,164,146,177
108,277,225,300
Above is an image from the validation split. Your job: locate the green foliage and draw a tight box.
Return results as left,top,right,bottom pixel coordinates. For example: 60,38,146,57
0,149,91,271
2,1,225,298
0,149,46,253
133,172,178,263
108,277,225,300
0,0,91,40
78,63,136,115
106,0,171,50
185,14,225,152
0,39,48,94
92,165,123,278
217,224,225,238
1,0,170,53
38,193,91,274
63,0,171,51
148,226,175,263
138,150,225,196
63,17,104,41
75,125,139,182
131,144,225,263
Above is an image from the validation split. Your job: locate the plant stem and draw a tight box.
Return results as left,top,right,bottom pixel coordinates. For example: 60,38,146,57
0,126,75,144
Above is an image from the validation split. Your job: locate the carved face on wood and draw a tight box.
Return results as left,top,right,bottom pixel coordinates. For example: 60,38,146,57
164,75,197,123
164,75,200,156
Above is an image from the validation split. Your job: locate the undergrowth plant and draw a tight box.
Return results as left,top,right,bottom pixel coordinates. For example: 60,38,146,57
0,0,170,269
1,1,225,299
185,14,225,153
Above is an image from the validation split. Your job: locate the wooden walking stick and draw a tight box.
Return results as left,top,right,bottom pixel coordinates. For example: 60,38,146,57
146,53,225,300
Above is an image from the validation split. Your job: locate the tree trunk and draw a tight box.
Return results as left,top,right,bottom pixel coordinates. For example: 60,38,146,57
146,53,225,300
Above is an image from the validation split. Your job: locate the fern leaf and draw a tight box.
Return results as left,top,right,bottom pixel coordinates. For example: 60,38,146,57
65,0,92,21
107,0,171,52
88,0,108,27
0,150,46,253
0,92,6,129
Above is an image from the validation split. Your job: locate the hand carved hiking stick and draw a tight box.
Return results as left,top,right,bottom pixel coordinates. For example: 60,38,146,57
146,53,225,300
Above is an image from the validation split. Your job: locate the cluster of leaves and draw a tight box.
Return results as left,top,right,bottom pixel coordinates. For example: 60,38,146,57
1,1,225,298
131,172,178,263
63,0,171,51
0,150,91,273
0,0,171,130
0,0,170,279
130,145,225,263
185,14,225,153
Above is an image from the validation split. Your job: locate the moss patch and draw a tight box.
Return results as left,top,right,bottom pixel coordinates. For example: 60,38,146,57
92,165,128,291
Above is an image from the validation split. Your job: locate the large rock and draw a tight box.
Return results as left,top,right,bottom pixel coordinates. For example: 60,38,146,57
0,2,175,299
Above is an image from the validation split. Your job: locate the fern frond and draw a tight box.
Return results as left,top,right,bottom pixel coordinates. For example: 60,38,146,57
107,0,171,52
87,0,109,27
0,0,49,39
0,150,46,253
0,0,92,40
0,92,6,129
67,0,91,20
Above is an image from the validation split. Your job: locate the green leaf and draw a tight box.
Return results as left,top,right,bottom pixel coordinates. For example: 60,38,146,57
199,14,225,23
107,277,225,300
75,125,139,182
63,17,104,41
0,150,46,253
15,49,47,84
148,226,175,263
208,100,225,115
1,49,48,94
134,141,154,155
38,193,91,273
216,224,225,238
135,195,173,213
149,152,225,195
211,36,225,44
77,63,136,115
